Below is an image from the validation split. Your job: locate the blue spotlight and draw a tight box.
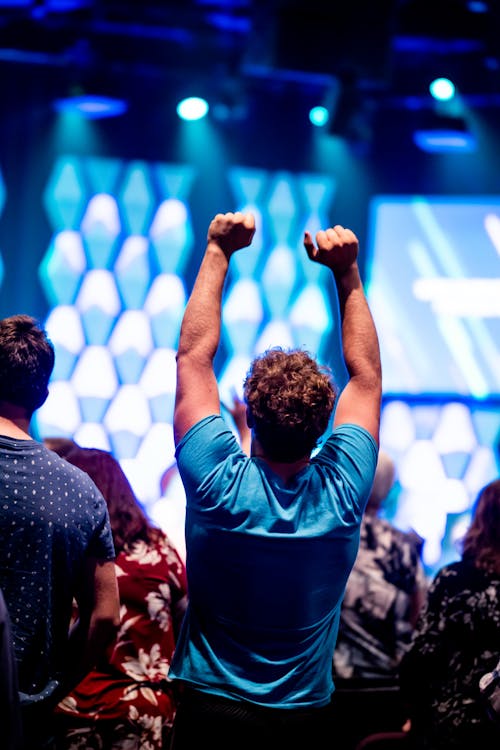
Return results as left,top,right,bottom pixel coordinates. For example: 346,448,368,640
54,94,127,119
176,97,209,121
429,78,456,102
309,106,329,127
413,115,476,153
309,107,330,128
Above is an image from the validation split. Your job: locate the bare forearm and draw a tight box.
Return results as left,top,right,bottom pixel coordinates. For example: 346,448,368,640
335,264,381,384
174,212,255,442
177,242,228,364
65,614,117,690
303,224,381,438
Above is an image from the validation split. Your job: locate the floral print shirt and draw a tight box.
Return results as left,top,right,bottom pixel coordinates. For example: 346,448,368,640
399,559,500,749
56,532,188,750
334,513,427,681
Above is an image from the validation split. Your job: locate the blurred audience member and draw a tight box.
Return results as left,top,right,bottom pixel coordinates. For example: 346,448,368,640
45,439,188,750
0,586,23,750
333,450,427,748
334,450,427,682
0,315,120,750
399,478,500,749
222,390,252,456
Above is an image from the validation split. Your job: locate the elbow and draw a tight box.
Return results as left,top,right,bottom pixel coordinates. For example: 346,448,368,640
176,348,213,370
95,599,121,637
97,611,121,646
111,610,121,631
109,599,121,632
347,360,382,392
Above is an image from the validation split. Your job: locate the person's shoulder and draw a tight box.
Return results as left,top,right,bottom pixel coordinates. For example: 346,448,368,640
448,557,500,585
176,414,226,448
428,560,468,593
330,422,377,440
43,443,87,474
176,414,243,467
43,442,104,494
430,560,500,617
387,521,423,552
360,515,404,558
319,422,378,457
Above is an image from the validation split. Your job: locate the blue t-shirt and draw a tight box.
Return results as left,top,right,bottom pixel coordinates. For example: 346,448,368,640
169,415,378,708
0,437,116,697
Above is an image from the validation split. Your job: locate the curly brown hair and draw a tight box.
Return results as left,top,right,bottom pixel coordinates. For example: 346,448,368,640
243,347,337,462
461,478,500,576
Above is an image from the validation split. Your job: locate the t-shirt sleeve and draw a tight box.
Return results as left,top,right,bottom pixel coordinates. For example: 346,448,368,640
175,414,244,500
315,424,379,512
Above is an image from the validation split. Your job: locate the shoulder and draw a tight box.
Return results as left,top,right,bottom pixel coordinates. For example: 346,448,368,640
175,414,244,477
315,424,378,492
432,560,478,585
319,423,378,464
43,443,102,491
387,523,423,558
429,560,500,605
176,414,230,449
428,562,461,590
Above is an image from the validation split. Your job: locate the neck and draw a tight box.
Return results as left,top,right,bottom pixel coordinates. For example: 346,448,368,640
0,405,33,440
251,438,309,482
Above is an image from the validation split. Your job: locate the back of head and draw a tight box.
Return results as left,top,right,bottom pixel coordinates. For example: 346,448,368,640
0,314,55,416
243,347,336,462
366,450,396,514
462,478,500,575
45,438,156,553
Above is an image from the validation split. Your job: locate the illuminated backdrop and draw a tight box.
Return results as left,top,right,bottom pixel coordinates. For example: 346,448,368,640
0,156,498,576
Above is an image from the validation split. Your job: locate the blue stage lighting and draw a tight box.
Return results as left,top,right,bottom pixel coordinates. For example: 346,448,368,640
413,114,476,153
309,106,329,127
54,94,128,119
176,97,209,121
429,78,456,102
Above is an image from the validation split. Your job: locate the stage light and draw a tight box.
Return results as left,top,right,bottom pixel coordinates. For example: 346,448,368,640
176,96,209,121
309,105,329,127
54,94,127,119
467,2,488,13
429,78,456,102
413,113,476,153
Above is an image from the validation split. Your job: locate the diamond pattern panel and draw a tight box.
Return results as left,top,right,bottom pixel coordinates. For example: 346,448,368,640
36,156,194,506
32,155,500,577
380,399,500,574
39,231,86,306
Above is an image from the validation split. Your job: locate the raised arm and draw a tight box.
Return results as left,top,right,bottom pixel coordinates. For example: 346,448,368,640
174,211,256,446
304,225,382,444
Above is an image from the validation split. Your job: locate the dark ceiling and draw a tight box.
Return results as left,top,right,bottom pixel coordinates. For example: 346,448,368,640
0,0,499,136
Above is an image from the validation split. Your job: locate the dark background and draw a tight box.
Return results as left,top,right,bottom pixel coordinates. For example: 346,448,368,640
1,0,500,319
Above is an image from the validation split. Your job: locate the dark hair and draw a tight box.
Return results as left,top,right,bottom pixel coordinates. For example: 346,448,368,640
0,314,55,416
243,347,336,462
44,438,161,554
461,478,500,576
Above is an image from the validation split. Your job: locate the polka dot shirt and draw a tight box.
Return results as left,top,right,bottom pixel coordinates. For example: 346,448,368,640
0,436,116,697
